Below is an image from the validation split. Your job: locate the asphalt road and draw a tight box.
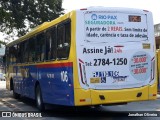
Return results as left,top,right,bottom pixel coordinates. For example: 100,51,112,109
0,81,160,120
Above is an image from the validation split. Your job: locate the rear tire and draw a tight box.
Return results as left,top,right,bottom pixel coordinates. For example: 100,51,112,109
36,85,45,111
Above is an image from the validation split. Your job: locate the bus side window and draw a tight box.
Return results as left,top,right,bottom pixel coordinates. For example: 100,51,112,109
6,47,11,66
17,44,21,63
36,33,45,62
6,47,10,66
9,45,17,64
45,31,52,61
57,20,71,60
23,41,29,63
57,25,65,59
18,42,24,63
64,21,71,57
28,37,36,62
45,27,57,61
51,27,57,60
20,42,25,63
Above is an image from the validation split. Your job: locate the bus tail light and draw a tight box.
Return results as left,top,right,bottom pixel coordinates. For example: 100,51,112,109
152,94,157,96
79,59,87,85
80,98,91,102
149,93,157,97
80,99,86,102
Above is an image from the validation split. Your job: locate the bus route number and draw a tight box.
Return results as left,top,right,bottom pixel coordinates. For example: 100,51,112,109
93,58,127,66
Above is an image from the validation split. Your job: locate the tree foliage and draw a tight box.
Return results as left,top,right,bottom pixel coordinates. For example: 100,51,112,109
0,0,64,37
0,40,6,45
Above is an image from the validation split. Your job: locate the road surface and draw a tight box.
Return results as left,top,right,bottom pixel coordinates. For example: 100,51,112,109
0,81,160,120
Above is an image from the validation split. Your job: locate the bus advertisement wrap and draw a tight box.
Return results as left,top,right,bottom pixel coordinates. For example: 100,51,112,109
76,10,155,90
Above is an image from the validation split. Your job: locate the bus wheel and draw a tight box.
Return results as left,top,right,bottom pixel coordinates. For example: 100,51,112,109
36,85,45,111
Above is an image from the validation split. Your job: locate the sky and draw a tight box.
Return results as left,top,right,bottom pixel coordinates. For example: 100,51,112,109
62,0,160,24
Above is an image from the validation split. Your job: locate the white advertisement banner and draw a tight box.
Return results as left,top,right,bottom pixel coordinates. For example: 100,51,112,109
76,9,153,90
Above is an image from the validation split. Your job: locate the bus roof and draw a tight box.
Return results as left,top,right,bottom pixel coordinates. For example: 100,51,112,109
78,6,151,13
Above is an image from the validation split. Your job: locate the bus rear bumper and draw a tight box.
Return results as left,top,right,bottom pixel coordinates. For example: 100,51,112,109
74,85,157,106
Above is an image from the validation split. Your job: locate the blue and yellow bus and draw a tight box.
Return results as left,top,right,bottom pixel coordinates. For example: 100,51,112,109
5,7,157,111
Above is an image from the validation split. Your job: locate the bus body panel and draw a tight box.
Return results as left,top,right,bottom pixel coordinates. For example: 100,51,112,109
13,65,37,98
36,62,74,106
12,63,75,106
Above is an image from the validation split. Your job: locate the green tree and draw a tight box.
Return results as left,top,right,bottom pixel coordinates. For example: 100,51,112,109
0,0,64,37
0,40,6,47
